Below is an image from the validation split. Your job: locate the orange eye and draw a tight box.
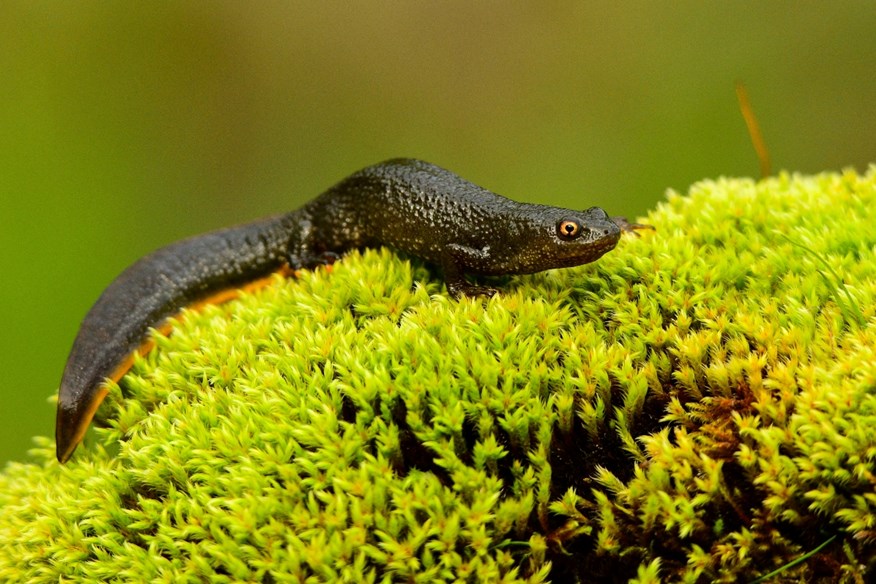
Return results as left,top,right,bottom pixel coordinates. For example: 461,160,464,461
557,220,582,240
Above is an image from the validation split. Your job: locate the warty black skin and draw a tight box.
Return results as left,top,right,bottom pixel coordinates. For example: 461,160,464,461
56,158,645,463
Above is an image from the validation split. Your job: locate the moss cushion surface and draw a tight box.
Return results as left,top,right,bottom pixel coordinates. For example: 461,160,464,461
1,168,875,583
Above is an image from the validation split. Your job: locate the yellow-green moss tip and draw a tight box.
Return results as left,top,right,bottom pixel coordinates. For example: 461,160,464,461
2,168,876,582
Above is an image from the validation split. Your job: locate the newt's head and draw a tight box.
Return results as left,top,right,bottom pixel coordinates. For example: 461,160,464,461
508,206,622,274
555,206,622,263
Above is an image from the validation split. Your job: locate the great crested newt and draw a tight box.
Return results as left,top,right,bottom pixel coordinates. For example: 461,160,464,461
55,158,649,463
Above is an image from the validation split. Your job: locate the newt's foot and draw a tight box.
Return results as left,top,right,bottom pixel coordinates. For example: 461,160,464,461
288,251,342,270
447,281,498,300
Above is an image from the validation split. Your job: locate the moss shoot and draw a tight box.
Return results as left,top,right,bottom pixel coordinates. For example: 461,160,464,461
1,168,875,583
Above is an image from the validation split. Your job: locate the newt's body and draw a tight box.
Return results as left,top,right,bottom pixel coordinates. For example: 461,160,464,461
56,158,647,463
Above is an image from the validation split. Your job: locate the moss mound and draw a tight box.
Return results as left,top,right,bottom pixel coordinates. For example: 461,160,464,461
2,168,875,583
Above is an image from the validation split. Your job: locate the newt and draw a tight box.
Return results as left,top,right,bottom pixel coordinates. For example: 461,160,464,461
55,158,649,463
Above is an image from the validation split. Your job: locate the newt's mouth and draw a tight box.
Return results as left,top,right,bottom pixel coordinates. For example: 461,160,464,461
557,229,621,267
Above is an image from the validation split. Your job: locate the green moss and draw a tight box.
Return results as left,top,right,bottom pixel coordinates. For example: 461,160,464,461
2,168,875,583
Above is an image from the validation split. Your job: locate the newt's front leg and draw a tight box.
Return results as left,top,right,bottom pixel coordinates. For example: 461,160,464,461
440,243,499,299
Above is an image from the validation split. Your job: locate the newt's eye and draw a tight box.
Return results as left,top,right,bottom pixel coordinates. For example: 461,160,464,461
557,219,584,240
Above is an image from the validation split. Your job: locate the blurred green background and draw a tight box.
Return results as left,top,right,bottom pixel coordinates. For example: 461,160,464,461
1,2,874,466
